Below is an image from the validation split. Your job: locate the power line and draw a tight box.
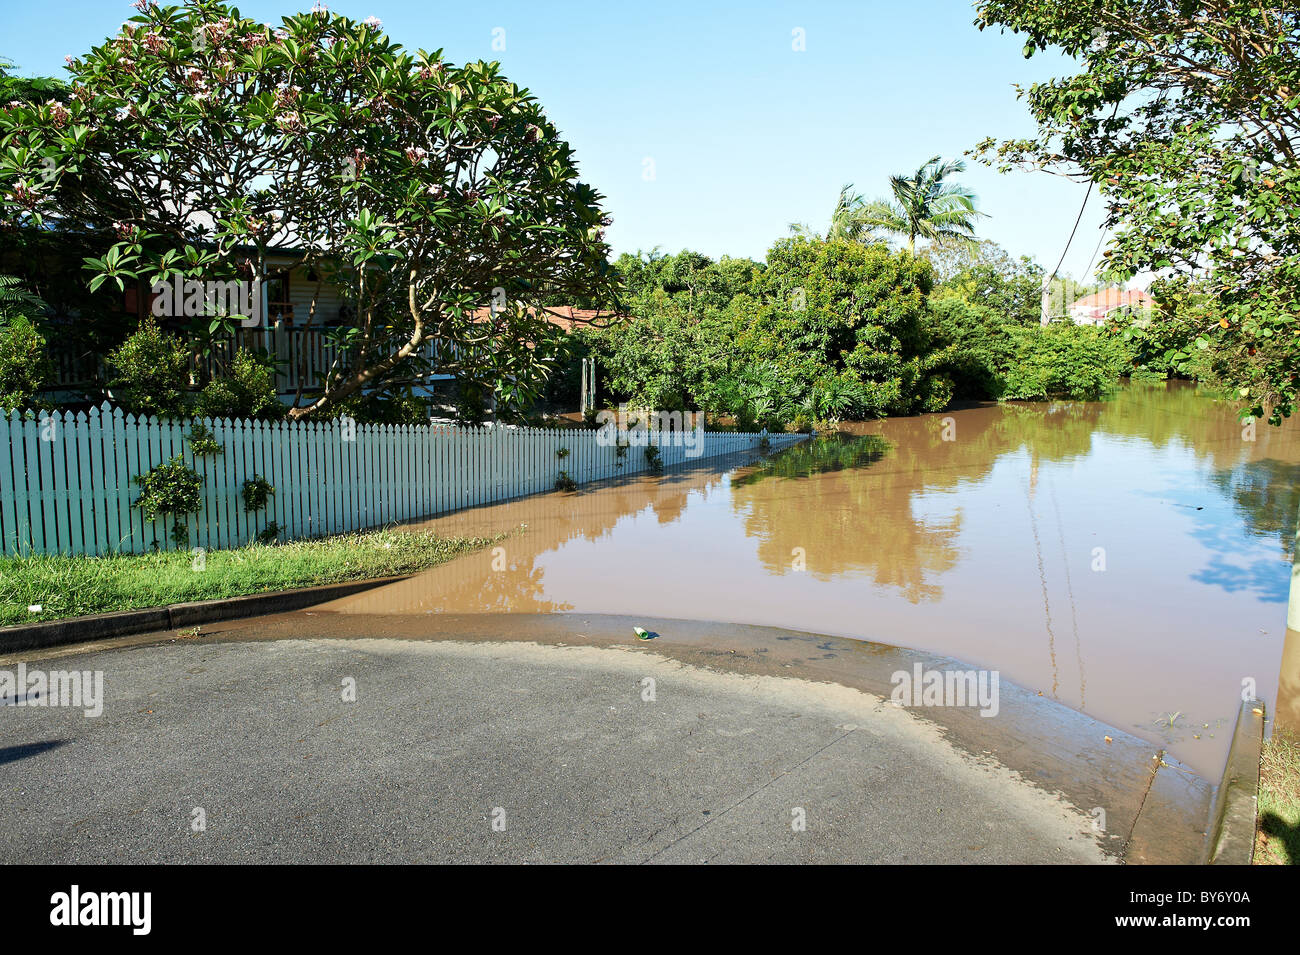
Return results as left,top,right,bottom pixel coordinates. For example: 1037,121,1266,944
1049,179,1095,283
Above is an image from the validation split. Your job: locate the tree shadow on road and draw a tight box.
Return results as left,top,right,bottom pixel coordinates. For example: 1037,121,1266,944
0,740,69,765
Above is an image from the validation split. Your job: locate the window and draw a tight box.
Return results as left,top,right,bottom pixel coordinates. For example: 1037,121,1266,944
265,270,293,326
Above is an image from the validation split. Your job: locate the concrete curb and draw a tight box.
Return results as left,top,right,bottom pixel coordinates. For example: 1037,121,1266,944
1203,697,1265,865
0,576,406,654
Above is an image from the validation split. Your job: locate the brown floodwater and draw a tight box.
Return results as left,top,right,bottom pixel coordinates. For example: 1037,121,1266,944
322,382,1300,779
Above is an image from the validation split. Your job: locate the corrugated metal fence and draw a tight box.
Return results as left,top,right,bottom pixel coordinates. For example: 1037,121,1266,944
0,404,805,555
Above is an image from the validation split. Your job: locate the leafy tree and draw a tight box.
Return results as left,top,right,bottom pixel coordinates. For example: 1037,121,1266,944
0,1,615,421
0,59,69,105
927,239,1044,325
751,237,942,416
612,249,762,315
855,156,985,251
594,293,729,412
611,250,669,301
973,1,1300,423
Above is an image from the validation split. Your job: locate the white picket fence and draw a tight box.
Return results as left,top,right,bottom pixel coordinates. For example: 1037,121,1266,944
0,404,805,556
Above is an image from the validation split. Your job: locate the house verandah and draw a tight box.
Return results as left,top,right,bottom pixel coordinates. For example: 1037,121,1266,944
36,244,612,418
42,251,453,411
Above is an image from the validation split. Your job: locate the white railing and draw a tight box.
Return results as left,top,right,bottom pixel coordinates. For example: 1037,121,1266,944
0,404,806,556
48,327,454,396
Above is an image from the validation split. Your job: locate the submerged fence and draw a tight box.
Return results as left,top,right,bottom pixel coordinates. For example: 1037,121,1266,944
0,404,805,556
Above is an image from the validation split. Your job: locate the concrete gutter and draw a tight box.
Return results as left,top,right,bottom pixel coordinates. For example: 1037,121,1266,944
0,576,406,654
1203,697,1265,865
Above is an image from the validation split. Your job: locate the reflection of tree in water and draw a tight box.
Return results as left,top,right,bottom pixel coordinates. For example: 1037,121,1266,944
1186,457,1300,603
1095,382,1299,595
364,464,734,614
732,436,891,486
437,550,573,613
730,433,968,603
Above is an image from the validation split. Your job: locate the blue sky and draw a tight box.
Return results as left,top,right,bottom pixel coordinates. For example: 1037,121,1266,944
4,0,1110,277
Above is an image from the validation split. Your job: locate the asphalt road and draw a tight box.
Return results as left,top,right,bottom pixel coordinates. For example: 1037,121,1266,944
0,617,1212,864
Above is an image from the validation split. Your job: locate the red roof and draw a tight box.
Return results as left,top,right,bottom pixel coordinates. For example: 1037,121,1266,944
468,305,624,331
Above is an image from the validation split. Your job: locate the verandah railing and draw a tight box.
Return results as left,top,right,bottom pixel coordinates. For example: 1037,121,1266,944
0,404,805,556
49,327,455,397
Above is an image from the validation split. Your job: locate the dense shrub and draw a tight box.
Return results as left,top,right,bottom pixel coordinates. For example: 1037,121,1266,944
108,319,191,419
131,454,203,547
597,237,952,424
329,382,428,426
240,476,275,513
194,350,283,420
0,316,53,410
451,380,489,426
1000,324,1130,401
923,296,1017,398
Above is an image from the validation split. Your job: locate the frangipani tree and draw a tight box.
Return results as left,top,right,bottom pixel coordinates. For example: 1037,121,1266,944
0,0,616,419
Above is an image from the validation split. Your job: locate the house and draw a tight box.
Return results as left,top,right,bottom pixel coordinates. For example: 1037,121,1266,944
46,240,618,413
1066,288,1155,326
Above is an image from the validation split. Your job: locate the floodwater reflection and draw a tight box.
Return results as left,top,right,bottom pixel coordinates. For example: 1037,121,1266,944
322,382,1299,778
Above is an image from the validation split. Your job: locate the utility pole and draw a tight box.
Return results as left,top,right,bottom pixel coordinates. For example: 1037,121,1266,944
1280,518,1300,732
579,358,596,415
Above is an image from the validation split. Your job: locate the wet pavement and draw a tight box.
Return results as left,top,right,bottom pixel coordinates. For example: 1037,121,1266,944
0,615,1210,863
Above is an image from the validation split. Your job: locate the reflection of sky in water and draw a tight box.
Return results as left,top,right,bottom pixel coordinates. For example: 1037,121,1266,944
1079,434,1291,604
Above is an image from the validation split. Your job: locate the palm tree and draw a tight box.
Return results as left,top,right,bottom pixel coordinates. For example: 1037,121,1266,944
856,156,985,252
790,184,881,243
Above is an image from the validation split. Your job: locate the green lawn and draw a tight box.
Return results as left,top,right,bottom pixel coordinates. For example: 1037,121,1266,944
0,529,498,626
1255,727,1300,865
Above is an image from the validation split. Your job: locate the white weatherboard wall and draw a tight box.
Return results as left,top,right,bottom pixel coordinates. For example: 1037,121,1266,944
0,404,806,556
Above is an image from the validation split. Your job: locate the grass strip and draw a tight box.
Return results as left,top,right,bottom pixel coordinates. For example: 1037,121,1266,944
1255,726,1300,865
0,529,497,626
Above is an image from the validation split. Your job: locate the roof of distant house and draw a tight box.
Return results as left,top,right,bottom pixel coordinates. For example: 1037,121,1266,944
468,305,625,331
1069,288,1156,312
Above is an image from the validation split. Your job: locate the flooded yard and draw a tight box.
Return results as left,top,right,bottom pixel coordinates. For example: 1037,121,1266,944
324,382,1299,779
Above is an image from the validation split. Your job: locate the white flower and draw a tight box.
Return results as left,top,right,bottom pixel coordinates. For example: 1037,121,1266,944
363,16,382,29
